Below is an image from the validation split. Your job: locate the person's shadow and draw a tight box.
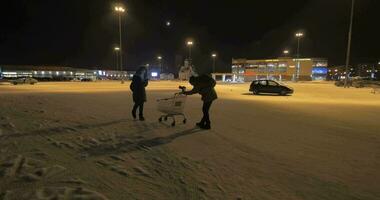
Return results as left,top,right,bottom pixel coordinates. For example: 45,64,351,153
85,128,205,157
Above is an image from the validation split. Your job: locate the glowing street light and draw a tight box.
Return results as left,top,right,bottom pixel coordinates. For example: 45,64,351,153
166,21,171,27
295,31,304,81
283,50,290,55
295,32,304,38
114,5,126,83
157,56,163,73
186,40,194,63
211,53,217,73
114,6,125,13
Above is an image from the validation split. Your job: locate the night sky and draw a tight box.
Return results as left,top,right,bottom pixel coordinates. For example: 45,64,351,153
0,0,379,73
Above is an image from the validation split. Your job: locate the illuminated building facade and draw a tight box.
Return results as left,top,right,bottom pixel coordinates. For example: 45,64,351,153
328,63,380,81
0,65,131,81
232,57,328,82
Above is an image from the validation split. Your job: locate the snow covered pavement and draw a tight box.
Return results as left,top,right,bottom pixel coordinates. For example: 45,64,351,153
0,81,379,199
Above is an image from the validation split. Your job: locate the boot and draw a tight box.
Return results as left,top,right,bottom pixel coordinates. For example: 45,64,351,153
200,123,211,130
196,122,204,127
139,115,145,121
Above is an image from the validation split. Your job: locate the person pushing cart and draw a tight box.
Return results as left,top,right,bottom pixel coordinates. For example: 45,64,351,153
182,75,217,130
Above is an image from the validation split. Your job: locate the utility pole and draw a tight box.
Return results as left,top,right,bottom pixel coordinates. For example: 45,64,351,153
344,0,355,88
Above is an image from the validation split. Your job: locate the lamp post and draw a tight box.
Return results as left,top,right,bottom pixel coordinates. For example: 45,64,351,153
344,0,355,88
157,56,163,73
114,5,125,82
211,53,217,73
114,47,120,71
186,40,194,64
295,32,304,81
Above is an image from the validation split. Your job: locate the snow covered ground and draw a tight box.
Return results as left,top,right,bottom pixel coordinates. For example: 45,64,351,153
0,81,379,200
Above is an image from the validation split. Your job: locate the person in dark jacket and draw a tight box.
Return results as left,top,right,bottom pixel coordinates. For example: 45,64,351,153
130,67,148,121
183,75,217,129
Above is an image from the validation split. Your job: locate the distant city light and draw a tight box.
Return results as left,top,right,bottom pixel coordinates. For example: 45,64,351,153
114,47,120,51
212,53,217,58
151,72,158,77
166,21,171,26
157,56,162,60
283,50,290,54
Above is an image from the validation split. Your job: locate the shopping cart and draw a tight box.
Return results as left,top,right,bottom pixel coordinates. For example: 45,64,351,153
157,87,187,127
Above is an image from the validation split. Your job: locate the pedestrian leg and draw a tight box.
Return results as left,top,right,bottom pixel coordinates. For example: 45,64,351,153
201,101,213,129
132,103,138,119
139,103,145,121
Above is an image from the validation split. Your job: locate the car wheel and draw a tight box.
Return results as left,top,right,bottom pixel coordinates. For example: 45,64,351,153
13,83,17,85
253,89,259,95
279,90,287,96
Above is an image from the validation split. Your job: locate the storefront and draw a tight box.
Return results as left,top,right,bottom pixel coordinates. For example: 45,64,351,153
232,57,328,82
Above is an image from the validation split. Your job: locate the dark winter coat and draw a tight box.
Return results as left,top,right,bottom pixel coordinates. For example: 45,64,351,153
130,75,148,103
184,75,218,102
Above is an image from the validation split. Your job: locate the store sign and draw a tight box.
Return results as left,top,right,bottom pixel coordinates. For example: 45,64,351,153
312,67,328,74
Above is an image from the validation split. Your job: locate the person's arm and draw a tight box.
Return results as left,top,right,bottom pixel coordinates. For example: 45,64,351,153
183,86,199,95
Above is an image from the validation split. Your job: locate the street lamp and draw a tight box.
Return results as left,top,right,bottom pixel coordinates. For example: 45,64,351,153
114,5,126,82
344,0,355,88
211,53,217,73
157,56,163,73
186,40,194,62
295,32,304,81
114,47,120,71
283,50,290,56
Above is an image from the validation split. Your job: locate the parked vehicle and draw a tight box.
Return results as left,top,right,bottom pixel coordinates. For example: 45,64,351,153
250,80,294,95
80,78,94,82
10,78,38,85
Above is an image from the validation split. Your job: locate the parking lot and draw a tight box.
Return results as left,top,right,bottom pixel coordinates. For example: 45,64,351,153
0,81,379,199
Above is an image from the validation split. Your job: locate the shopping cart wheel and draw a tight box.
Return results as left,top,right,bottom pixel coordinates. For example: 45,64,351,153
171,122,176,127
159,117,162,122
183,119,187,124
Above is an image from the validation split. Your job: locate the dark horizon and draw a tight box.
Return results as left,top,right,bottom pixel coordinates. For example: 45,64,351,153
1,0,379,74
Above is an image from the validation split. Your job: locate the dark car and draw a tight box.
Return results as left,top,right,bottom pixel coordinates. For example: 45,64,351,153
249,80,294,96
10,77,38,85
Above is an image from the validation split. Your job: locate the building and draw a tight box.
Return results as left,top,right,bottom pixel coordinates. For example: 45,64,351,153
355,63,379,80
0,65,130,81
232,57,328,82
328,62,380,81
